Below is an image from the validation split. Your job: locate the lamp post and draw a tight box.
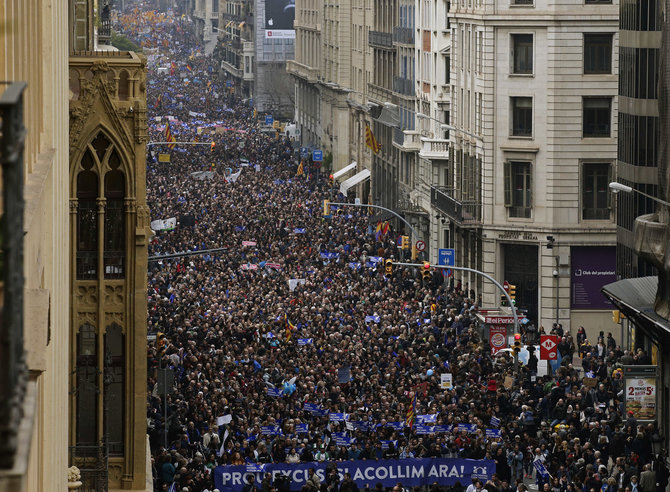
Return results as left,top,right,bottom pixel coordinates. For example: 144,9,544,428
609,182,670,207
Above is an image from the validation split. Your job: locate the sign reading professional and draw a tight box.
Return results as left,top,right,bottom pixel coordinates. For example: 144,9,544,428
570,246,616,309
265,0,295,38
215,458,495,491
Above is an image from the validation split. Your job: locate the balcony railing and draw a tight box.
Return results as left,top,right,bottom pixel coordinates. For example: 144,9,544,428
368,30,393,48
430,186,481,225
393,127,405,146
393,76,414,96
0,82,27,469
393,26,415,45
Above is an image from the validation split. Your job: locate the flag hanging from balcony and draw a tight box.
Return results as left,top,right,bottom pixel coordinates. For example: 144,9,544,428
365,125,381,153
165,122,177,150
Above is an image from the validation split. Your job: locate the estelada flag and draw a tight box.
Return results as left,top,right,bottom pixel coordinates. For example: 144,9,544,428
365,124,381,153
165,122,176,150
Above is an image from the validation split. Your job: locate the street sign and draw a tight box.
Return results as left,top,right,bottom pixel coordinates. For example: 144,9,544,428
415,240,426,252
265,114,274,126
438,248,455,267
312,149,323,161
540,335,558,360
299,147,308,159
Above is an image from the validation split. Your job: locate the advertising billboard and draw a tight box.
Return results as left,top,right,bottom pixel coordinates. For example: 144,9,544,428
265,0,295,38
570,246,616,309
623,366,657,421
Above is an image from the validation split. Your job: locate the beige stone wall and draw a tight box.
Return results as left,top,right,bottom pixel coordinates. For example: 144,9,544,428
0,1,71,492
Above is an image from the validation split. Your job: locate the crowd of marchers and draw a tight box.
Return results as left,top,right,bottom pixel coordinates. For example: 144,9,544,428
115,6,669,492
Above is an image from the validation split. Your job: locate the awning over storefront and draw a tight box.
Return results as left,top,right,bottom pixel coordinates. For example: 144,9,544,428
602,276,670,340
332,161,357,180
340,169,370,196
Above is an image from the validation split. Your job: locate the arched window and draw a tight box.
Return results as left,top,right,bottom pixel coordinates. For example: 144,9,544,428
76,149,98,279
118,70,129,101
105,323,124,455
76,324,98,448
104,150,125,278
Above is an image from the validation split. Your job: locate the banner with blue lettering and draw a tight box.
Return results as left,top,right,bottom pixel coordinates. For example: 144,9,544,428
215,458,495,492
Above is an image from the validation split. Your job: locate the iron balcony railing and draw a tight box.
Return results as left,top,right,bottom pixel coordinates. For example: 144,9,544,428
430,186,482,225
368,30,393,48
0,82,27,470
69,444,109,492
393,26,415,45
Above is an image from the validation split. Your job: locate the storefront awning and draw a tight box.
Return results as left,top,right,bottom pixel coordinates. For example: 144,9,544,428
340,169,370,197
601,276,670,340
332,161,357,180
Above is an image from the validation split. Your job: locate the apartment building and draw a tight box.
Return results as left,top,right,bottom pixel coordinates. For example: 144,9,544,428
438,0,619,334
193,0,221,39
219,0,256,98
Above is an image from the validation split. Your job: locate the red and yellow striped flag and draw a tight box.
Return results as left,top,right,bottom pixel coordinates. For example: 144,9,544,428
406,393,417,429
296,161,304,176
365,124,381,153
165,122,176,150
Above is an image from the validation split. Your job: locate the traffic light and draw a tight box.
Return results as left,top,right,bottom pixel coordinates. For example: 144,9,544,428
612,310,625,323
500,295,507,307
329,174,334,187
513,333,521,355
508,284,517,305
422,262,432,282
323,200,331,216
385,259,393,276
400,235,409,250
211,141,216,152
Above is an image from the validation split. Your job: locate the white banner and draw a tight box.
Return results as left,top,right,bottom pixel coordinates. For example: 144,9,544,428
150,217,177,231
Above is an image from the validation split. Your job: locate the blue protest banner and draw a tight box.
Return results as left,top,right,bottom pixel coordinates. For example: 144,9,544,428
456,424,478,433
385,422,405,431
294,228,306,234
380,440,398,450
329,413,348,422
415,425,435,435
214,458,496,492
261,425,282,435
416,414,437,424
489,417,501,428
533,459,550,479
433,425,453,433
297,338,313,346
485,429,501,438
338,366,351,383
267,387,283,398
295,424,309,434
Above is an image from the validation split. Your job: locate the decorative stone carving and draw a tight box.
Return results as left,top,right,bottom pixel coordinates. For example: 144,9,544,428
67,466,82,489
103,285,124,305
104,312,124,326
108,463,123,483
76,285,97,305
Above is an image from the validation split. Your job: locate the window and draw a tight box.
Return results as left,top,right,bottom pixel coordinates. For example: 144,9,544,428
511,97,532,136
104,151,125,279
512,0,533,6
586,0,611,5
105,324,125,455
512,34,533,74
584,33,613,74
504,161,532,218
77,150,99,280
582,163,611,219
583,97,612,137
76,324,98,448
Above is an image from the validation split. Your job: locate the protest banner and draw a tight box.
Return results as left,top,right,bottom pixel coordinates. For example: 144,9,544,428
214,458,495,492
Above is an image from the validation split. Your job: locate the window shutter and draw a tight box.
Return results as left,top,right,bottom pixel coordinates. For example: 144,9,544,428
504,161,512,206
528,163,533,209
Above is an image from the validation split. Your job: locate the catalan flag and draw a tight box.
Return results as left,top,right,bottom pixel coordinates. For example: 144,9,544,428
406,393,417,429
285,316,296,341
170,61,176,76
165,122,176,150
365,124,381,153
154,94,162,109
296,161,304,176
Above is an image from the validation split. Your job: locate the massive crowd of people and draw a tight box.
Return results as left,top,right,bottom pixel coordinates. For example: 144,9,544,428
116,5,669,492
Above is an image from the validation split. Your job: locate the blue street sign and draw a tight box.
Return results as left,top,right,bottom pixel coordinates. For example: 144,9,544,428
438,248,455,278
438,248,455,266
299,147,308,158
265,114,274,126
312,149,323,161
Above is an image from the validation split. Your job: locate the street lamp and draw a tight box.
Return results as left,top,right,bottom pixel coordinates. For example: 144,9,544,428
609,182,670,207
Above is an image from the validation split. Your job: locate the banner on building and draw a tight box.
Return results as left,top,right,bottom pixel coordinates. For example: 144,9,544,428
570,246,616,309
264,0,295,38
215,458,495,492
